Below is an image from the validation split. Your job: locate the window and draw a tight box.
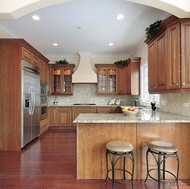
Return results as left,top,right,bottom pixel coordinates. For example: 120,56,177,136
141,64,160,107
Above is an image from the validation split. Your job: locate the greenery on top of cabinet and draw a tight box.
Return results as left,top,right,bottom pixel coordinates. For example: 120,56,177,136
145,20,162,39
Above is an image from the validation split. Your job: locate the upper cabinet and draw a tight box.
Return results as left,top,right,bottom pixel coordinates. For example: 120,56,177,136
145,15,190,93
148,32,167,92
95,64,117,95
22,46,49,84
117,58,140,95
49,64,75,95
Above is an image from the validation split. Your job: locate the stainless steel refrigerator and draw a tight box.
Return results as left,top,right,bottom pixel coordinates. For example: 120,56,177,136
21,60,40,148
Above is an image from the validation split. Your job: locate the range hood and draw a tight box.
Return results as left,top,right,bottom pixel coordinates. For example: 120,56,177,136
72,52,97,83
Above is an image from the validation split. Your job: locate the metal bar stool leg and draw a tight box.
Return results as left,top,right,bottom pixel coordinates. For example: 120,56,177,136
176,153,180,189
123,156,126,180
144,149,149,183
163,154,166,180
104,150,109,183
157,153,161,189
131,151,135,189
111,153,115,189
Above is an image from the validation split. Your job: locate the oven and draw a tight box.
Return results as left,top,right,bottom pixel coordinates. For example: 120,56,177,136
41,84,48,120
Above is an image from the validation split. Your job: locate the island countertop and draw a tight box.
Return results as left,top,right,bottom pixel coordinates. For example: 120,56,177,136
73,109,190,123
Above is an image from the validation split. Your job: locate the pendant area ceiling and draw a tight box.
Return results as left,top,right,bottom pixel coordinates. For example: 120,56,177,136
0,0,169,56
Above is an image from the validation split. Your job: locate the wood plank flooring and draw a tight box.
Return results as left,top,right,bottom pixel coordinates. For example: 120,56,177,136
0,128,189,189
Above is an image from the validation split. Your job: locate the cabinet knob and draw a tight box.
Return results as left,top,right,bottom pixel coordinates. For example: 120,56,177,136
176,83,179,86
182,83,185,86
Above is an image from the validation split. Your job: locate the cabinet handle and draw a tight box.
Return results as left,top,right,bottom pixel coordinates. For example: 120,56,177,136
176,83,179,86
182,83,185,86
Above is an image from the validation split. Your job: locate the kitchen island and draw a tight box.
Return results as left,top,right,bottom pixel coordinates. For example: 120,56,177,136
74,109,190,180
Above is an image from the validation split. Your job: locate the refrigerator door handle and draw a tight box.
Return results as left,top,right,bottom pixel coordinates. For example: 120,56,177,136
30,87,35,115
32,87,35,115
29,86,33,115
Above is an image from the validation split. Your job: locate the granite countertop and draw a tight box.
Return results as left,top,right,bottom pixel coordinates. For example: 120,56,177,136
73,108,190,123
49,104,119,107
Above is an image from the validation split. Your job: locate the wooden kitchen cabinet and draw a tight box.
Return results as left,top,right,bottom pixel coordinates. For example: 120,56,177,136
23,46,49,85
57,107,72,126
49,106,72,127
40,118,49,134
147,32,167,92
49,64,75,95
145,15,190,93
95,64,117,95
96,106,119,113
117,66,128,94
50,106,58,126
0,38,49,151
117,58,140,95
72,106,97,126
181,21,190,89
39,59,48,84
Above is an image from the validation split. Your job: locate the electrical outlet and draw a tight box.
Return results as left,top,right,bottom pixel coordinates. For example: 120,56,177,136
183,103,188,108
161,100,166,106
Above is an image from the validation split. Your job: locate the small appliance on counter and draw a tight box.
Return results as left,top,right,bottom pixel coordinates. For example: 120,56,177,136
109,99,115,105
109,99,120,105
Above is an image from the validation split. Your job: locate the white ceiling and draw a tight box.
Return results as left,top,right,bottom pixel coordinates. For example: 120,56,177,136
0,0,177,57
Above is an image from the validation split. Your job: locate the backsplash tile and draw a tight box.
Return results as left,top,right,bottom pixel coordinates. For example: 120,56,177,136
160,93,190,117
48,84,134,106
48,84,190,117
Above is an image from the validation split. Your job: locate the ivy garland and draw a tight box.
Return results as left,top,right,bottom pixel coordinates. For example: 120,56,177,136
114,59,128,67
145,20,162,39
55,59,69,64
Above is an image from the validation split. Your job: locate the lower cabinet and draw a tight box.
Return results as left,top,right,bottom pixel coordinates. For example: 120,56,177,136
40,118,49,134
49,106,72,126
96,106,119,113
72,107,97,126
57,107,72,126
49,106,121,127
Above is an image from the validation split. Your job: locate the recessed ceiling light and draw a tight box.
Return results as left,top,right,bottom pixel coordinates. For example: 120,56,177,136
109,43,114,46
32,15,40,21
117,14,124,20
53,43,58,46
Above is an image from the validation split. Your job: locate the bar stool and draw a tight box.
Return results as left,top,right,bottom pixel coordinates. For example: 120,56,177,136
144,141,179,189
104,140,135,189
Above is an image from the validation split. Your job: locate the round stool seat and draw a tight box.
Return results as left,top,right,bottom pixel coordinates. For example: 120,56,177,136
148,140,177,154
106,140,133,153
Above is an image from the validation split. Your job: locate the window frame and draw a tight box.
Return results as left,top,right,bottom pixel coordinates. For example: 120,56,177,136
140,63,160,108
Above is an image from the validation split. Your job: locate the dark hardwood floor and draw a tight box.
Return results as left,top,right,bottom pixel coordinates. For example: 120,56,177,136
0,128,189,189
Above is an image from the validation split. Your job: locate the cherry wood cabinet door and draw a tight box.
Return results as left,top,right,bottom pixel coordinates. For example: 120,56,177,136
117,66,127,94
57,107,72,126
148,41,158,92
49,64,75,95
50,107,58,126
95,64,117,95
167,22,181,89
156,32,167,91
148,32,167,93
72,106,97,126
181,21,190,89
